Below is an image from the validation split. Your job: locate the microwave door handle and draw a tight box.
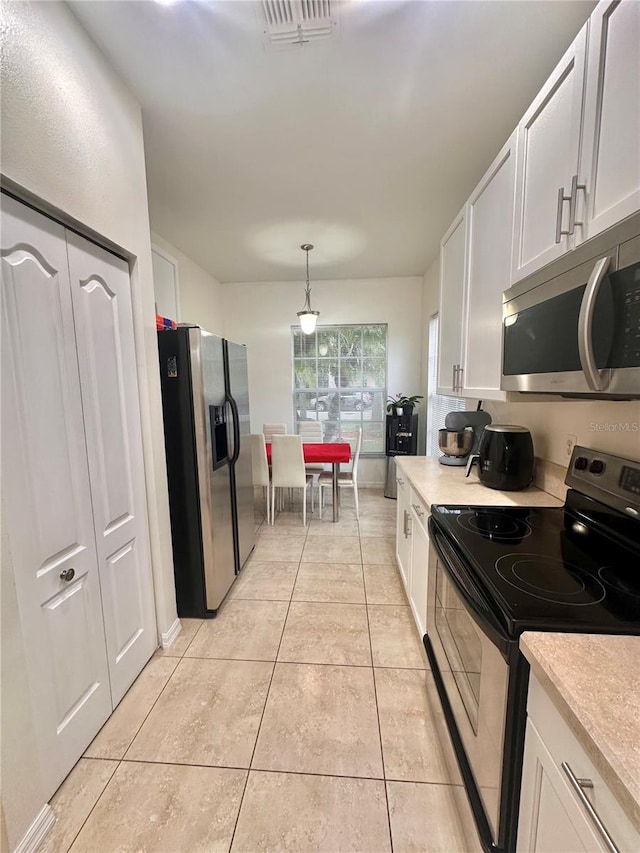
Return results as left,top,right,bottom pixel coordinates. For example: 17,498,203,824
578,257,610,392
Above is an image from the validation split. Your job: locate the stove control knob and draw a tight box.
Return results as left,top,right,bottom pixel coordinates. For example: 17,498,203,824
589,459,606,475
574,456,588,471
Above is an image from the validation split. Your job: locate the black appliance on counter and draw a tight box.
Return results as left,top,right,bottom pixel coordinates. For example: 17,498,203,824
426,445,640,853
384,412,418,499
465,423,535,490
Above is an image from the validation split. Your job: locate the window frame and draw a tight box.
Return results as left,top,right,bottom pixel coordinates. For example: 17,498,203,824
291,323,388,457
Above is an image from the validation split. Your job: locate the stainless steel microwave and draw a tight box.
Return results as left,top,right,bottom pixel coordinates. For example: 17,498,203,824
502,213,640,399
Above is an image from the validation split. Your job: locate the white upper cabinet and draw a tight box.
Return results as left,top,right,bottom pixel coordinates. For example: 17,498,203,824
437,208,467,396
577,0,640,243
511,24,588,283
461,132,516,401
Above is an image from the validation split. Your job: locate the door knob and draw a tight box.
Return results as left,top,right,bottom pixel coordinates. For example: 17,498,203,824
60,568,75,582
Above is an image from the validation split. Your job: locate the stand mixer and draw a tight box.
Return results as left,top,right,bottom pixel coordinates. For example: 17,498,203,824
438,409,492,466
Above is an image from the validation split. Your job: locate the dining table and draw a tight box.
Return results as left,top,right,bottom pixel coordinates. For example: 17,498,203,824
265,441,352,522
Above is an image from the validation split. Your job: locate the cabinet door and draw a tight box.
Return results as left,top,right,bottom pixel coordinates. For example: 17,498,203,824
511,25,588,283
66,232,157,706
437,208,466,395
395,477,411,589
1,195,112,797
518,719,604,853
578,0,640,243
409,505,429,638
462,133,516,401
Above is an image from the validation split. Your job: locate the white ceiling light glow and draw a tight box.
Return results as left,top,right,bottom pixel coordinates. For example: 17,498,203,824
297,244,320,335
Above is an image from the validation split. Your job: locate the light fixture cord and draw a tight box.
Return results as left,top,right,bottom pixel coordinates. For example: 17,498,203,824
303,248,312,310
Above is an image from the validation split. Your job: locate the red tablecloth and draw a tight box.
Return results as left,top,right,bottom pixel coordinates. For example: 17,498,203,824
265,441,351,465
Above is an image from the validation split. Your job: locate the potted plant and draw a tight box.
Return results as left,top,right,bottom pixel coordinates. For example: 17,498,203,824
386,393,404,416
386,393,423,416
398,394,423,415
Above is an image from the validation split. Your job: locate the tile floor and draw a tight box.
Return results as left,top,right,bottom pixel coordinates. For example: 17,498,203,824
43,489,482,853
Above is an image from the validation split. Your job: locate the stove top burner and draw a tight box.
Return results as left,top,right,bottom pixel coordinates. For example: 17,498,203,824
455,510,532,541
495,553,607,605
598,566,640,599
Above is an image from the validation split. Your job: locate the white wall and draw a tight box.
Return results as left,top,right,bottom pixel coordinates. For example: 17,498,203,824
418,258,441,453
0,2,177,846
223,276,423,485
421,259,640,468
151,231,226,336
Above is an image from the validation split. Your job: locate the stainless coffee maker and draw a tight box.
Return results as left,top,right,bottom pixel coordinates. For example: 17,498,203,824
438,410,492,466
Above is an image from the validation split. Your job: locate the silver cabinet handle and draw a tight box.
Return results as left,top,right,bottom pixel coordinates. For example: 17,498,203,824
555,186,571,243
412,503,424,518
457,366,464,392
403,509,409,537
578,256,611,392
60,568,75,582
568,174,586,235
561,762,619,853
452,364,461,392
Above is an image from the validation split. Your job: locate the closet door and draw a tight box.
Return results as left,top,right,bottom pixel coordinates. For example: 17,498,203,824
66,232,157,705
1,194,112,797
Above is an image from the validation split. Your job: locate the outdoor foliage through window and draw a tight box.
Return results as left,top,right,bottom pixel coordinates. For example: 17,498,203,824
292,324,388,455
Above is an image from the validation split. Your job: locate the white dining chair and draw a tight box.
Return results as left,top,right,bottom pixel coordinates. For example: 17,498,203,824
298,420,323,441
318,427,362,520
270,435,314,526
262,423,287,440
298,420,325,482
250,433,271,524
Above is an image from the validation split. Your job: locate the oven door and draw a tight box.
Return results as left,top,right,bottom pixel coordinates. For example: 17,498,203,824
427,524,514,850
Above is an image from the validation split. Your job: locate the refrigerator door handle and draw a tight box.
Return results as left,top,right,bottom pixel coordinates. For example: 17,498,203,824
227,393,241,465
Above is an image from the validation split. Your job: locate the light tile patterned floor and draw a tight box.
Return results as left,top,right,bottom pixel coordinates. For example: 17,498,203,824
45,489,482,853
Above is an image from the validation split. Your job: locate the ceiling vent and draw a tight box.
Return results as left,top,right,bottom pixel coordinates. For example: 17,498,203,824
260,0,339,50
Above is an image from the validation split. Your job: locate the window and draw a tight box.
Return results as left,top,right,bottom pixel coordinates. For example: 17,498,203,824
426,314,466,457
292,324,387,455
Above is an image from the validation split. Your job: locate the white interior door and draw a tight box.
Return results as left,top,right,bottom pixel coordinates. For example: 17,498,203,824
66,231,157,706
1,194,112,797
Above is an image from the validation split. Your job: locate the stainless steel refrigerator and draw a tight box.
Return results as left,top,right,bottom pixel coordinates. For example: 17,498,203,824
158,327,255,617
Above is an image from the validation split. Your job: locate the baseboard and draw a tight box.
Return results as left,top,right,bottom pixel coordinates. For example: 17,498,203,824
160,617,182,650
14,804,55,853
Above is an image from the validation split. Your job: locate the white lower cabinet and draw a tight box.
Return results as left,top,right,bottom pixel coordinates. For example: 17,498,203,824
518,674,639,853
395,476,429,639
395,475,411,588
1,194,157,800
408,490,429,638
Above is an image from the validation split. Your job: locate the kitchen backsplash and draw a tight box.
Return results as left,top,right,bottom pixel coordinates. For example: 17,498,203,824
533,457,568,501
483,398,640,468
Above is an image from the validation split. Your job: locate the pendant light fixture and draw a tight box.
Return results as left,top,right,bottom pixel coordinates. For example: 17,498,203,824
297,243,320,335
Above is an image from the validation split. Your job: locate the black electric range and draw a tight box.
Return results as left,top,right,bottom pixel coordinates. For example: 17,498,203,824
430,491,640,638
425,446,640,853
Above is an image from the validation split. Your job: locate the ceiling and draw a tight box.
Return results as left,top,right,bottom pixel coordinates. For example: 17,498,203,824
69,0,595,283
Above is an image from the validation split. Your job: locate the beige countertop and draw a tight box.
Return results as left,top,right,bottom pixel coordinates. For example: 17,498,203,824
395,455,563,510
521,632,640,832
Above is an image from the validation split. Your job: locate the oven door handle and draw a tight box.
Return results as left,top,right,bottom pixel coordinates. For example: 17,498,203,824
429,521,511,658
